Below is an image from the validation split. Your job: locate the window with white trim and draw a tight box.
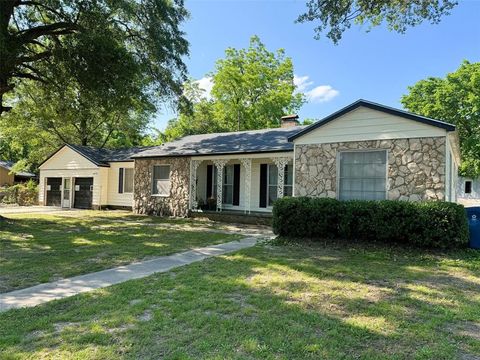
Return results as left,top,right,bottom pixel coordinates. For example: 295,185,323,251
339,151,387,201
223,165,234,204
152,165,171,196
123,168,134,193
267,164,293,206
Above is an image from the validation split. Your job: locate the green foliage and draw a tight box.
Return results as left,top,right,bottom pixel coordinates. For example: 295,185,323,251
163,36,305,141
1,180,38,206
401,61,480,177
0,0,189,113
273,197,469,248
0,0,189,168
297,0,457,43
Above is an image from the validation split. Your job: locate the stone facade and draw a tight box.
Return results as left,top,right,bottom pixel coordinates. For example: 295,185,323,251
295,137,446,201
134,157,190,217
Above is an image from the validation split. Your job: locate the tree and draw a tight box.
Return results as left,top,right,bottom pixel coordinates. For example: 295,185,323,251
401,61,480,177
164,36,305,140
0,0,189,114
297,0,457,43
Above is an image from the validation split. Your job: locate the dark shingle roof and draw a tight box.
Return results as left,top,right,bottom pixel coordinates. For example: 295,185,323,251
133,126,307,158
66,144,151,166
0,160,36,177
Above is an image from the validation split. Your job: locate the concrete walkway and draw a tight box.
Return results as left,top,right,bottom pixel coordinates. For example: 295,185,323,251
0,237,259,312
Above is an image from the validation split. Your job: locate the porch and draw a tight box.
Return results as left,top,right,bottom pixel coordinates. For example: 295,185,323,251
189,152,294,214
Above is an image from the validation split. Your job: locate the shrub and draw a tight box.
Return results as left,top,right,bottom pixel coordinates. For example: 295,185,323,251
273,197,469,249
1,180,38,206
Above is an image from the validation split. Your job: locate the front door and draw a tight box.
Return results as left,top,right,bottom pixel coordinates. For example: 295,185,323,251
46,177,62,206
62,178,71,208
73,177,93,209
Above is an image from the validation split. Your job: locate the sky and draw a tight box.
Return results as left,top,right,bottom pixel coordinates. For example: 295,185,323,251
153,0,480,131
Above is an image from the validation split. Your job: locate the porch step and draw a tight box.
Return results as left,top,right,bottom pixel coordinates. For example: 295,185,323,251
190,210,272,226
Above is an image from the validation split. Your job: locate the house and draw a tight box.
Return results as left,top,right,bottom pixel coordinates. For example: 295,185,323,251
457,176,480,206
0,160,36,186
38,145,149,208
38,100,461,215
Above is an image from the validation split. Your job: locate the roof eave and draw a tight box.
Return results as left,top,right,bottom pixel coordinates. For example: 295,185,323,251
288,99,456,142
132,148,293,159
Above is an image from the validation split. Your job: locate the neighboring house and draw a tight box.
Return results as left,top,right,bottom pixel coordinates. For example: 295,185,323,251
0,160,36,186
38,100,461,215
457,176,480,206
38,145,149,208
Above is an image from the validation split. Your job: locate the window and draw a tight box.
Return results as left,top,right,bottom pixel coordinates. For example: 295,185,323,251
339,151,387,201
465,180,472,194
267,164,293,206
223,165,234,204
118,168,134,194
152,165,171,196
124,168,134,193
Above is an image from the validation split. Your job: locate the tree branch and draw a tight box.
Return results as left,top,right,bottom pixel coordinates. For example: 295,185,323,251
16,22,80,43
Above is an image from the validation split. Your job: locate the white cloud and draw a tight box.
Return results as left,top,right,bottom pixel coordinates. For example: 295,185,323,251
294,74,339,103
305,85,340,103
194,76,213,100
293,74,313,93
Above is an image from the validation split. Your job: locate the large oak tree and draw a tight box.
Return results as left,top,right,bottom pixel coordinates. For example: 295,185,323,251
0,0,189,114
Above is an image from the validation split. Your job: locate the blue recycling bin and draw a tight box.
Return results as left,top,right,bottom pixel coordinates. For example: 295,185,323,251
466,207,480,249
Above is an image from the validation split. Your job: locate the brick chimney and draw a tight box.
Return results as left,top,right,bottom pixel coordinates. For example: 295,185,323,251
281,114,300,128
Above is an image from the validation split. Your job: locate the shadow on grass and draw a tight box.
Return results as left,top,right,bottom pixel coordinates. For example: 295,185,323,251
0,216,239,293
1,242,479,359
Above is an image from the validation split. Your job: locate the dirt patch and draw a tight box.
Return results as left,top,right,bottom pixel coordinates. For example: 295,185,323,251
53,322,80,333
138,310,153,322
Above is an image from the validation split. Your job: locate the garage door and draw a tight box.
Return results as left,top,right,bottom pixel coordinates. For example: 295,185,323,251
46,178,62,206
74,177,93,209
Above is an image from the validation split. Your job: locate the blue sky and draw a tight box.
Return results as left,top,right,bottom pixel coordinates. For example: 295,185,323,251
153,0,480,130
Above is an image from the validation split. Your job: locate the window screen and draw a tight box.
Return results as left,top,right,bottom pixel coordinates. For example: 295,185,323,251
268,164,293,206
152,165,171,195
124,168,134,193
339,151,387,201
223,165,234,204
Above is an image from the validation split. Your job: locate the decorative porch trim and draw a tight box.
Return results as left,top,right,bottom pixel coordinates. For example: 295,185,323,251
273,157,290,199
239,158,252,214
213,159,229,211
189,159,202,210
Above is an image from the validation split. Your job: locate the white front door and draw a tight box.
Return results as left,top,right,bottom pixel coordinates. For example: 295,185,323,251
62,178,71,208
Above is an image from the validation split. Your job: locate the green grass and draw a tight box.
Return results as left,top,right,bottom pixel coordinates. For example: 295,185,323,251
0,211,241,293
1,240,479,359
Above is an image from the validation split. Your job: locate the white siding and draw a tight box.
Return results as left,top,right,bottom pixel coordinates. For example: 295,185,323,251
194,155,293,212
39,168,106,206
38,146,108,207
294,107,447,145
39,146,98,170
106,162,135,207
446,136,459,202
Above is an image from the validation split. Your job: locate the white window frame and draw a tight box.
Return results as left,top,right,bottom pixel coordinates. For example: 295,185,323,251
223,164,234,205
151,164,171,197
122,167,134,194
267,164,293,207
336,149,388,201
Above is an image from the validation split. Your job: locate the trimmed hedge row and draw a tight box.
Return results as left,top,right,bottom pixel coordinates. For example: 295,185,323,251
272,197,469,248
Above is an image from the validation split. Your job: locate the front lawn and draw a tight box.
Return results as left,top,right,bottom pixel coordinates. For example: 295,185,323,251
0,211,241,293
1,241,479,359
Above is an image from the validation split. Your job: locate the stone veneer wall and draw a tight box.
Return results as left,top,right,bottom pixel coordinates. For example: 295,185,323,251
295,137,446,201
134,157,190,217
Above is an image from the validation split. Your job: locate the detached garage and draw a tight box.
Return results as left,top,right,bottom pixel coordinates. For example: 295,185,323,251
38,144,147,209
